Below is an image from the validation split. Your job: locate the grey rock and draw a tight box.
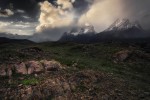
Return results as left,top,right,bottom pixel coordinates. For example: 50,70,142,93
41,60,62,71
26,61,44,74
113,50,132,62
15,62,28,75
0,67,7,76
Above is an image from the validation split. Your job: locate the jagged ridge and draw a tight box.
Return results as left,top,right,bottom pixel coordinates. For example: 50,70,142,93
67,23,95,35
105,18,143,32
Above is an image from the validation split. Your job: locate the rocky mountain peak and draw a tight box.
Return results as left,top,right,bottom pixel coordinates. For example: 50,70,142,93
79,23,95,34
66,23,95,36
105,18,143,32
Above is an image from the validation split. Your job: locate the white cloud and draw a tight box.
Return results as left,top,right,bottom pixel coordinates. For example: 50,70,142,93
78,0,125,32
22,15,31,19
0,21,37,35
0,9,14,17
36,0,75,32
16,9,25,13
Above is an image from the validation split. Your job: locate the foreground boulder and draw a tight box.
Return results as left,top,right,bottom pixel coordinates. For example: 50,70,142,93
41,60,62,71
15,62,28,75
113,49,150,63
0,65,13,77
26,61,44,74
113,50,132,63
0,67,7,76
7,68,12,77
0,60,63,77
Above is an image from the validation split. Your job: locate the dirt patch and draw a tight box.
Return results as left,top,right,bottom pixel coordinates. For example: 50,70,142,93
0,69,149,100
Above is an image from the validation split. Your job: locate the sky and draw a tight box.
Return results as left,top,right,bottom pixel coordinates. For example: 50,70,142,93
0,0,150,41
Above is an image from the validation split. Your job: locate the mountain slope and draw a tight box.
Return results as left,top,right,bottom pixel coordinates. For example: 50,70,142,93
98,19,148,41
60,19,150,43
104,19,143,32
66,23,95,35
59,24,96,43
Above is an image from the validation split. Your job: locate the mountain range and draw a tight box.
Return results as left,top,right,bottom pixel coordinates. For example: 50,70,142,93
0,18,150,43
0,36,33,44
59,19,150,43
104,19,143,32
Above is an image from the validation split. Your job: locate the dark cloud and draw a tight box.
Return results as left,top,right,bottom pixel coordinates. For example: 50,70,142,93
73,0,94,16
0,0,36,10
0,0,150,42
0,0,93,17
30,26,71,42
0,0,49,17
121,0,150,30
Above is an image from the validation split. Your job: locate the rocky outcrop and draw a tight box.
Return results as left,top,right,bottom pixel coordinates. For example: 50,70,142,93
0,65,13,77
0,70,146,100
113,50,132,63
6,68,12,77
113,49,150,63
41,60,62,71
26,61,44,74
0,60,63,77
15,62,28,75
0,67,7,76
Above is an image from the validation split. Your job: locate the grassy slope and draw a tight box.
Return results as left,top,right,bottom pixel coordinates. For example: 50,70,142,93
0,42,150,91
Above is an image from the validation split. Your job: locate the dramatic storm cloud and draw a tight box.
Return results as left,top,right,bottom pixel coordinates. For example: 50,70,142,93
0,8,37,35
0,21,37,35
79,0,150,32
79,0,124,32
72,0,93,16
36,0,74,32
32,0,76,41
36,0,150,34
121,0,150,30
0,9,14,17
0,0,150,41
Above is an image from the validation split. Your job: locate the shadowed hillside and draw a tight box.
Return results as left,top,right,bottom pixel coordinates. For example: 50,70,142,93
0,41,150,99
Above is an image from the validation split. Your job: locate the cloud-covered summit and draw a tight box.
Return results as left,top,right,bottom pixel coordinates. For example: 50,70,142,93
0,0,150,42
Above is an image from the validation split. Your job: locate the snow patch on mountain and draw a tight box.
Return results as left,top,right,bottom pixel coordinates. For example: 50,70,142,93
66,23,95,35
105,19,143,32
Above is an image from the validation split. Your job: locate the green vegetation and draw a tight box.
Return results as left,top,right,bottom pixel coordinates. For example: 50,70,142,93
21,78,39,85
0,42,149,91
